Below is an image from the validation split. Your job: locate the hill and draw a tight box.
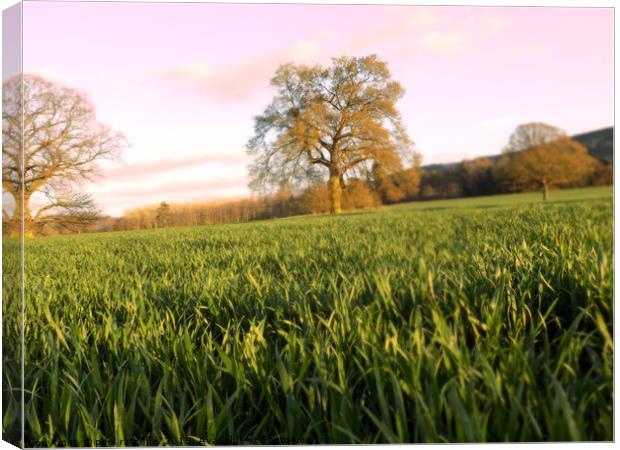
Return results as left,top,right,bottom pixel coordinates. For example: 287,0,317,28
422,126,613,172
572,127,614,162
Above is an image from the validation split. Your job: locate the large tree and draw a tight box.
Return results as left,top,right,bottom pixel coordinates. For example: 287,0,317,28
502,132,597,200
247,55,415,214
2,74,126,236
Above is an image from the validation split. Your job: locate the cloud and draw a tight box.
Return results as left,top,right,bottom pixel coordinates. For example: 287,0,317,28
159,40,323,102
162,61,211,83
482,14,510,33
419,31,464,54
99,176,248,200
157,8,510,103
345,9,443,54
157,9,447,103
101,153,249,182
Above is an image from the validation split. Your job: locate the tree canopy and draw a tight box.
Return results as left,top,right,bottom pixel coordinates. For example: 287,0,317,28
2,74,126,236
155,201,174,228
503,122,567,153
247,55,416,213
501,128,597,200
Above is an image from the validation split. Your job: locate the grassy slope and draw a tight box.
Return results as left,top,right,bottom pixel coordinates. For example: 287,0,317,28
2,186,613,444
273,186,612,223
387,186,612,211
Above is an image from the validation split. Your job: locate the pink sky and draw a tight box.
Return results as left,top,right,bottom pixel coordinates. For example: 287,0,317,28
19,2,613,216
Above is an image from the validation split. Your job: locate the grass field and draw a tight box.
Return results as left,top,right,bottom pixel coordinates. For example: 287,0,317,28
2,186,613,445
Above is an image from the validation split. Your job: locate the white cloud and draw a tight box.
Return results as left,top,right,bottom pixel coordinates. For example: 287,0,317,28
419,31,464,54
158,39,324,102
482,14,510,33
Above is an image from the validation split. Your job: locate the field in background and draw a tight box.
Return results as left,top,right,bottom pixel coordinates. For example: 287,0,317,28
387,185,612,211
2,186,613,444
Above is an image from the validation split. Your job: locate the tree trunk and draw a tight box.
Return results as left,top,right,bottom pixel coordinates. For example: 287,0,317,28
542,179,549,201
328,169,342,214
9,194,33,237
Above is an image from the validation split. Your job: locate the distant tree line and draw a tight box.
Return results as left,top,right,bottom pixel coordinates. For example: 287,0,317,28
59,154,608,236
81,170,420,234
34,120,612,236
3,66,612,237
419,153,611,200
419,123,611,201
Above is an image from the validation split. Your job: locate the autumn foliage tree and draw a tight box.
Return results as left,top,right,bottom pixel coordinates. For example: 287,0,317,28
247,55,417,214
372,162,421,203
342,178,381,210
502,123,597,200
2,74,126,236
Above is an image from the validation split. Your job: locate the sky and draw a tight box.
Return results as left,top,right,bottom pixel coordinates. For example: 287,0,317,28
16,1,614,216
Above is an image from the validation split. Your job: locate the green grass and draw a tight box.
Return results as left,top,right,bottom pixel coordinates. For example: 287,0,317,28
2,186,613,445
387,186,612,212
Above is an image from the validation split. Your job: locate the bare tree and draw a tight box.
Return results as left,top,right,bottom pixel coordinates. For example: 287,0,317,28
247,55,416,214
2,74,126,236
503,122,567,153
